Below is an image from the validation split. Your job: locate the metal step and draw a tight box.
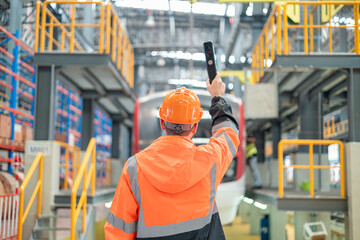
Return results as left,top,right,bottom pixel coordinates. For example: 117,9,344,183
33,227,71,232
38,214,70,220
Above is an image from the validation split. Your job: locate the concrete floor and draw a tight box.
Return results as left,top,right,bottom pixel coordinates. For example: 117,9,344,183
223,217,260,240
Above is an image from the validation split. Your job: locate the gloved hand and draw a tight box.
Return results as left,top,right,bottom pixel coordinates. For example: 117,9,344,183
206,73,225,98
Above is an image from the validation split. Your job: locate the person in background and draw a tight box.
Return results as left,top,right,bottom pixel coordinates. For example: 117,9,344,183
246,136,262,189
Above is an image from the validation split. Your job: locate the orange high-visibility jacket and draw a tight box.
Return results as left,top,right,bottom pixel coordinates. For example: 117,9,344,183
105,98,240,239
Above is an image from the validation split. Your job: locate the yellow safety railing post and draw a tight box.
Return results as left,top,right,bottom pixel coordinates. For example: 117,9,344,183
49,18,54,51
70,3,75,53
34,1,41,52
99,4,104,54
276,5,282,55
309,144,314,197
328,4,332,53
91,147,96,195
278,142,284,198
265,26,269,67
106,3,111,54
18,153,44,240
283,4,288,54
303,5,308,55
40,3,47,52
354,3,360,54
117,30,122,70
112,13,117,62
339,143,345,198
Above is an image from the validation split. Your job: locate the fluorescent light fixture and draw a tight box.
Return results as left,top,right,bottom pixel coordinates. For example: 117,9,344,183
229,55,235,64
226,5,236,17
115,0,235,17
254,201,268,210
192,138,210,144
243,197,254,204
105,201,112,209
246,3,253,16
221,54,226,63
240,56,246,63
150,51,205,61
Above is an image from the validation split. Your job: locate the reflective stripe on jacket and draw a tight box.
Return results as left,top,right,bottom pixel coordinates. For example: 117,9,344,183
105,97,240,239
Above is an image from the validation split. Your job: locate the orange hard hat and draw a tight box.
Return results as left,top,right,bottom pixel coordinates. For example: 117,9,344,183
159,87,203,124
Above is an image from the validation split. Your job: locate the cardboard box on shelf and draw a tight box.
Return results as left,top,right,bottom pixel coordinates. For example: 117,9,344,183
55,133,67,143
22,126,33,141
104,160,112,186
0,114,11,139
14,123,22,141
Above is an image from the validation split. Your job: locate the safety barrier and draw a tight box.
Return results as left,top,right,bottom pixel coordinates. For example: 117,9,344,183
252,1,360,83
278,139,345,198
18,152,43,240
56,141,81,190
323,118,348,139
0,194,19,240
71,138,96,240
34,0,134,88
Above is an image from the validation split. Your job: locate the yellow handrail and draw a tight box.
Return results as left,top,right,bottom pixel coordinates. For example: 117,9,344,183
278,139,345,199
34,1,134,88
18,152,44,240
252,1,360,83
71,138,96,240
56,141,81,190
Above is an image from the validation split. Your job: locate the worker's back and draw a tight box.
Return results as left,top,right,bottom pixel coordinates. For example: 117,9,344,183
105,76,239,240
133,134,227,239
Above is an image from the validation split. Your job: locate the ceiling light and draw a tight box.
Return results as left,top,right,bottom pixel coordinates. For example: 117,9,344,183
229,55,235,64
228,82,234,90
240,56,246,63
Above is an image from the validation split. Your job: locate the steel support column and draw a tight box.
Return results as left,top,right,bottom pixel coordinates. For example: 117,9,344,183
111,120,121,158
254,130,265,163
9,0,22,50
348,68,360,142
81,98,95,150
272,119,281,159
299,91,321,139
34,65,56,140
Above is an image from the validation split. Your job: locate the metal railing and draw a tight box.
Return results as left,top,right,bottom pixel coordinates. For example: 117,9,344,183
278,139,345,198
71,138,96,240
252,1,360,83
34,0,134,88
56,141,81,190
18,152,43,240
323,118,348,139
0,193,19,240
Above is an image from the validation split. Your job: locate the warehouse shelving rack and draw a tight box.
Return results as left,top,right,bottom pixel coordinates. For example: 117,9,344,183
0,25,35,175
94,107,112,187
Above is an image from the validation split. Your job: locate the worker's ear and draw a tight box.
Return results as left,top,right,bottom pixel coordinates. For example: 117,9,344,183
192,123,198,134
160,119,165,130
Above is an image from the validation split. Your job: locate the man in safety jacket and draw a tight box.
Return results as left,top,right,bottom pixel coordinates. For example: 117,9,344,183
105,74,240,240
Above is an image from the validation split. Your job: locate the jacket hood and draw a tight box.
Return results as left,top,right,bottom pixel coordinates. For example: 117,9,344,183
135,135,215,194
